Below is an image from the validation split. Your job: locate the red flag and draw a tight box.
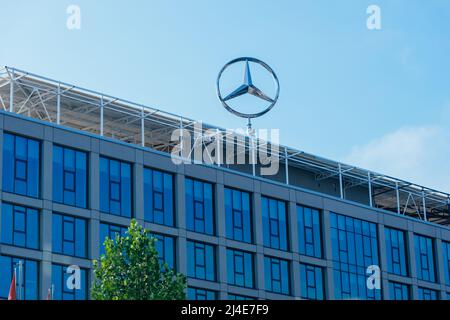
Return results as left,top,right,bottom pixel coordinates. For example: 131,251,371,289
8,272,16,300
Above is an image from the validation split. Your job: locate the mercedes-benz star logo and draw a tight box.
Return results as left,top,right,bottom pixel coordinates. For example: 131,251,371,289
216,57,280,121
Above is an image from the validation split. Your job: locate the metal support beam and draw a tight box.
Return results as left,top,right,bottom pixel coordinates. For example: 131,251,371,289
251,135,256,177
179,117,184,160
284,147,289,185
9,69,14,112
368,172,373,207
422,190,427,221
100,96,104,136
56,83,61,124
338,163,343,199
396,181,401,215
217,128,221,167
141,107,145,147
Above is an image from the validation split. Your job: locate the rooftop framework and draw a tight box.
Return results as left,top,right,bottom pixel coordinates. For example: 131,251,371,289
0,66,449,227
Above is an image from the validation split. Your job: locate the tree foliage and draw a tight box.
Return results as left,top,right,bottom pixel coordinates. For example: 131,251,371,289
92,219,186,300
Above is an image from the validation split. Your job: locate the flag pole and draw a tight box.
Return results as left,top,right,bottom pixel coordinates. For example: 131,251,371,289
18,260,23,300
14,266,17,297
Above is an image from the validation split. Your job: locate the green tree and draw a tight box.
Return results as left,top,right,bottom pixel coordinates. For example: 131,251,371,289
92,219,186,300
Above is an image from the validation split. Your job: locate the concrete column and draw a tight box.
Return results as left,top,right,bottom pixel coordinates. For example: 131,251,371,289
289,201,300,298
40,260,52,300
253,192,263,247
88,144,100,300
289,201,299,254
291,261,301,298
134,162,144,224
40,209,52,299
0,127,4,191
41,140,53,201
90,215,100,261
252,192,265,298
175,172,187,278
434,238,447,299
377,224,390,299
322,210,335,300
40,137,53,300
406,230,419,299
216,183,226,238
216,183,227,299
175,173,186,230
90,151,100,211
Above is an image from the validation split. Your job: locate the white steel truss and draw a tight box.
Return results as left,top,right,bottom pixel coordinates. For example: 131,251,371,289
0,66,449,226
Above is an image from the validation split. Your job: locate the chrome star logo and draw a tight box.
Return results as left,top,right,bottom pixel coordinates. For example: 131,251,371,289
216,57,280,120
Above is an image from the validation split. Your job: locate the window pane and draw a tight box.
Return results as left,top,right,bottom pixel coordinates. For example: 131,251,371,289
443,241,450,286
187,241,216,281
264,256,290,295
300,263,324,300
187,287,216,300
385,228,408,276
2,133,40,198
414,234,436,283
1,203,39,250
298,205,322,258
0,256,38,300
100,157,132,217
227,249,254,288
51,264,87,300
185,178,214,235
330,212,381,300
52,213,87,258
262,196,288,251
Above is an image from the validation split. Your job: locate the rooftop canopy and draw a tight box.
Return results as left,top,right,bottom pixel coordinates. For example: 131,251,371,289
0,66,449,227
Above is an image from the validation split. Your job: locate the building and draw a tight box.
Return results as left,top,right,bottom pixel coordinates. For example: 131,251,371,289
0,66,449,300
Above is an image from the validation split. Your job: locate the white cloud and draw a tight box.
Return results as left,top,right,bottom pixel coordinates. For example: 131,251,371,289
344,126,450,193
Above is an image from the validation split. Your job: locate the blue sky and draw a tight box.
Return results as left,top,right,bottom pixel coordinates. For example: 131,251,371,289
1,0,450,191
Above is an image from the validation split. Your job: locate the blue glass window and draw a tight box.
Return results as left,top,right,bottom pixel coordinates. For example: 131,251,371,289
53,145,87,208
388,282,409,300
0,256,38,300
385,227,408,276
228,294,253,300
300,263,324,300
225,188,252,243
442,241,450,286
414,234,436,282
51,264,87,300
144,168,174,226
99,223,127,256
1,203,39,249
418,287,438,300
227,249,254,288
187,287,216,300
52,213,87,258
151,233,175,270
264,256,290,295
297,205,322,258
185,178,214,235
262,196,288,251
100,157,132,217
2,133,40,198
330,213,381,300
187,241,216,281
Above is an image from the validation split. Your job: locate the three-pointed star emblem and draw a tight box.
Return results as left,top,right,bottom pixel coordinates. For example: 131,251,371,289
223,60,274,103
216,56,279,120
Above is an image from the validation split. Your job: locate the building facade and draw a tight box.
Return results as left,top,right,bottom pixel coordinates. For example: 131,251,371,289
0,68,449,300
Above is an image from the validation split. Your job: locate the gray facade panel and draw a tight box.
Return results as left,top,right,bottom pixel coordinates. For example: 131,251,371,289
0,111,449,301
